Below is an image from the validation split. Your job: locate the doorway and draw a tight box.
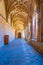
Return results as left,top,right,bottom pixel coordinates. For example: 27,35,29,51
17,32,21,38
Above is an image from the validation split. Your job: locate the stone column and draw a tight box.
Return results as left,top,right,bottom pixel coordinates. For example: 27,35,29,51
30,20,32,40
37,0,41,42
15,30,17,38
40,1,43,42
37,17,41,42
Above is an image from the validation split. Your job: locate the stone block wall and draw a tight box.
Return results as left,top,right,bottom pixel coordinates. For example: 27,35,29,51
0,16,15,47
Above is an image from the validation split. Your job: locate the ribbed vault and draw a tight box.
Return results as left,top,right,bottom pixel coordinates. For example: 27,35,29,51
4,0,37,30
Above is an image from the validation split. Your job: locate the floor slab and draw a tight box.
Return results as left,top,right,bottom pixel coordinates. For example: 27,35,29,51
0,39,43,65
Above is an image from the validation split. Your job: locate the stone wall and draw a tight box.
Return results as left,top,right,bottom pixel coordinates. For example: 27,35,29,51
0,16,15,47
0,0,15,47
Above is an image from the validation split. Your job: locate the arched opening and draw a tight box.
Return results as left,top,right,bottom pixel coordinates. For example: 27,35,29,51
17,32,21,38
14,20,25,39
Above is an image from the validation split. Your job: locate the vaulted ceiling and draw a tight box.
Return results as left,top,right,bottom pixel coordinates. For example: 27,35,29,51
4,0,36,19
4,0,40,30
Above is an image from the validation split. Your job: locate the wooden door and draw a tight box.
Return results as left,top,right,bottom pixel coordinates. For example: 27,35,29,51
4,35,9,44
18,32,21,38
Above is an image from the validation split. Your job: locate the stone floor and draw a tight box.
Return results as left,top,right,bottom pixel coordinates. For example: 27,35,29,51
0,39,43,65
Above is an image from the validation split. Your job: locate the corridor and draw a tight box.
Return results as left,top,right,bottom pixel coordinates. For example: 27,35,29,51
0,39,43,65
